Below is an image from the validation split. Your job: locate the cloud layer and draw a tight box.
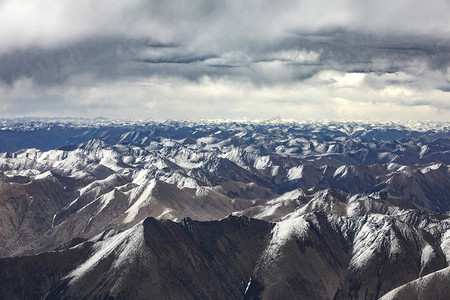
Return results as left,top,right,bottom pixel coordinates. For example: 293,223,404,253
1,0,449,120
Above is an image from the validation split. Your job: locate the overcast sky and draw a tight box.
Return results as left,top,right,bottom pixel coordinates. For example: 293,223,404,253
1,0,449,121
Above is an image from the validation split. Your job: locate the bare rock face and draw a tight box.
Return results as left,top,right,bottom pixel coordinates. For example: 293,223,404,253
0,173,79,257
1,211,449,299
0,241,92,300
0,216,273,300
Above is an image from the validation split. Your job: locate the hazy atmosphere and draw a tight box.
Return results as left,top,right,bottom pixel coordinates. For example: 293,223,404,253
1,0,449,120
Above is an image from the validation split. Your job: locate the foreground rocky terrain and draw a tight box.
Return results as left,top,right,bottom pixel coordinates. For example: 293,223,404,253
0,118,449,299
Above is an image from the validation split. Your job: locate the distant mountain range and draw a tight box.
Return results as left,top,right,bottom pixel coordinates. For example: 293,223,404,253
0,118,449,299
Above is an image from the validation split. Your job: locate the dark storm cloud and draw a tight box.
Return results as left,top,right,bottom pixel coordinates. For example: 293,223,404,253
0,38,224,86
1,28,448,88
0,37,181,86
137,54,217,65
0,37,142,86
276,30,450,72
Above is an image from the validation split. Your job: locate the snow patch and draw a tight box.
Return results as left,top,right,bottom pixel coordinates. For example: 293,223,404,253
79,174,122,196
271,166,279,176
158,172,198,189
253,203,283,219
132,169,153,185
156,208,174,219
377,152,397,162
123,180,156,224
66,225,142,284
420,163,442,174
421,244,435,271
387,163,402,173
261,216,310,264
419,145,429,159
34,171,52,180
254,156,272,169
197,136,218,145
333,165,348,178
268,189,305,204
235,130,247,138
195,186,210,197
95,190,116,215
287,165,304,180
168,149,206,169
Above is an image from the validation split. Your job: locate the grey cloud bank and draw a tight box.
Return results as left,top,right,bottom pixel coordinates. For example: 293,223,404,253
0,0,449,120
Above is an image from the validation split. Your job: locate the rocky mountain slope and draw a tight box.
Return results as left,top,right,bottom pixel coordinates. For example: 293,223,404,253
1,211,449,299
0,118,449,299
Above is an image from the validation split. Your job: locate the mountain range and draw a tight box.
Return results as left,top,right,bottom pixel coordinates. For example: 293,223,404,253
0,118,449,299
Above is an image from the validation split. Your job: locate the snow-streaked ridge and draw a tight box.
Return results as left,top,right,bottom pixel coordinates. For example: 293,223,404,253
123,180,156,224
380,266,450,300
65,223,144,284
260,216,310,265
